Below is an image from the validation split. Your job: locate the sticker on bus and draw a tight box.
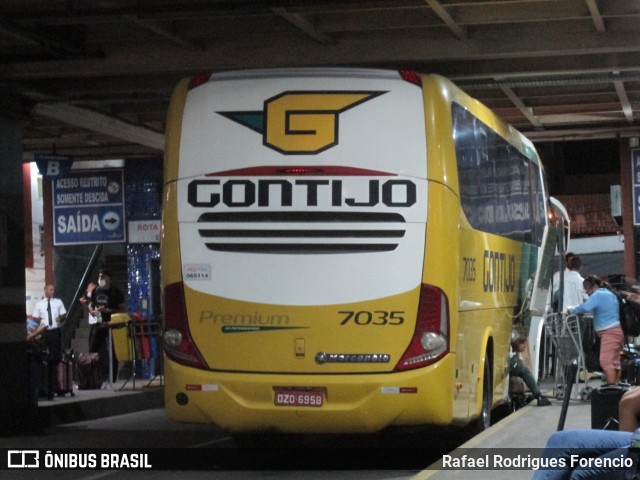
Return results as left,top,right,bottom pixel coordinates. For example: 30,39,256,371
184,264,211,281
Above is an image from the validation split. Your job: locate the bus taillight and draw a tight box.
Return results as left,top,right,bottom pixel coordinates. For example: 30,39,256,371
399,69,422,87
188,71,212,90
163,282,209,369
394,284,449,371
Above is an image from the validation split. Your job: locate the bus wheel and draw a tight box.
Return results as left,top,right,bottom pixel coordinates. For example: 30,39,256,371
474,353,492,432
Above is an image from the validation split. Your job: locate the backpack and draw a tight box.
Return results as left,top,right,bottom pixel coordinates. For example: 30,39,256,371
618,294,640,337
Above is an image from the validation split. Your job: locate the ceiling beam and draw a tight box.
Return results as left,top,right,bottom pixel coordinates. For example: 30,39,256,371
0,17,93,57
498,102,629,116
5,27,640,81
613,78,634,122
585,0,606,32
123,15,202,51
0,17,39,45
22,144,160,162
499,85,543,128
271,7,332,45
424,0,466,39
525,124,640,142
31,102,164,151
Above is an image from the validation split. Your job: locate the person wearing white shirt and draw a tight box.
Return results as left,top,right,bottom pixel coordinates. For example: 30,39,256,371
552,252,574,311
32,284,66,330
552,252,574,289
563,255,586,313
31,283,67,361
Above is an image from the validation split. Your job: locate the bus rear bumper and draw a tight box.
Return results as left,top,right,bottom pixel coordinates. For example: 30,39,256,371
163,354,457,433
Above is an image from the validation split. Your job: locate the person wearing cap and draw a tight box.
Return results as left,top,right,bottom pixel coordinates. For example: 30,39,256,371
89,268,125,385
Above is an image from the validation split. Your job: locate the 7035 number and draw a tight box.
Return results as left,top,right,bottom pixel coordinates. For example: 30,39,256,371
339,311,405,326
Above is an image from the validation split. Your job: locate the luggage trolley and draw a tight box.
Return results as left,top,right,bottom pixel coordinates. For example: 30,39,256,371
544,312,594,401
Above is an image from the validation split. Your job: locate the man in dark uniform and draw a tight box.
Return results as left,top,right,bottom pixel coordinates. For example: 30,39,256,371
89,268,125,385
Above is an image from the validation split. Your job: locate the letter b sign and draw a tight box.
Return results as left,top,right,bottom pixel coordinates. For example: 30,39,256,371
46,161,60,177
34,154,73,180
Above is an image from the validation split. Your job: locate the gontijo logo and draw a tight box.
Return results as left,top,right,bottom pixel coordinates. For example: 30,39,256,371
218,91,386,155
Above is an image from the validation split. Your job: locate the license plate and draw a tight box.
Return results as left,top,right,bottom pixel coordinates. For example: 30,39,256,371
274,388,324,407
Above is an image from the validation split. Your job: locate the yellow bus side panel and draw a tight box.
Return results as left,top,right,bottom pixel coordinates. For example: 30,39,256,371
161,78,189,290
457,218,524,422
457,308,511,423
161,181,182,288
163,78,189,185
421,77,523,425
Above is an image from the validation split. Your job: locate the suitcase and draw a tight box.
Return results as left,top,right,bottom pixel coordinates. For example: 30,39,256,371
620,346,640,385
39,356,55,400
76,352,102,390
56,353,75,397
591,384,631,430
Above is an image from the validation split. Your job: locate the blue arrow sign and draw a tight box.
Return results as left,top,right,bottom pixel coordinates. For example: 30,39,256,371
52,169,126,245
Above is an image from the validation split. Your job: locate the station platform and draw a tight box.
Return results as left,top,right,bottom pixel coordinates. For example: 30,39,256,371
4,370,622,479
415,377,613,480
5,377,164,434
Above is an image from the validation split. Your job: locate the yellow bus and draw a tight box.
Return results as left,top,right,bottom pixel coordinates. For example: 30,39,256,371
161,68,557,434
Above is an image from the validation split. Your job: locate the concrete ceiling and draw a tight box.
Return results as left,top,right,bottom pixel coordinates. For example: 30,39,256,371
2,0,640,161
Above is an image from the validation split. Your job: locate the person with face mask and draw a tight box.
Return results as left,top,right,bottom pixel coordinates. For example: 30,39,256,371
89,268,125,386
79,281,98,349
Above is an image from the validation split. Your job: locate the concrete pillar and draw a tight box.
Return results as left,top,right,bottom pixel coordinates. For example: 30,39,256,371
620,137,637,280
0,116,31,429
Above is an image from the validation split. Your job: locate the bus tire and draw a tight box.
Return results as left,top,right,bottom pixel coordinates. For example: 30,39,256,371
474,353,492,432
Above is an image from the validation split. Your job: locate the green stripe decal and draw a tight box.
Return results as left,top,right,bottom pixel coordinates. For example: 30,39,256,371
221,325,308,333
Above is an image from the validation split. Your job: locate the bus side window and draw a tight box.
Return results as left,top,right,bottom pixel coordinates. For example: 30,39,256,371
452,102,539,245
